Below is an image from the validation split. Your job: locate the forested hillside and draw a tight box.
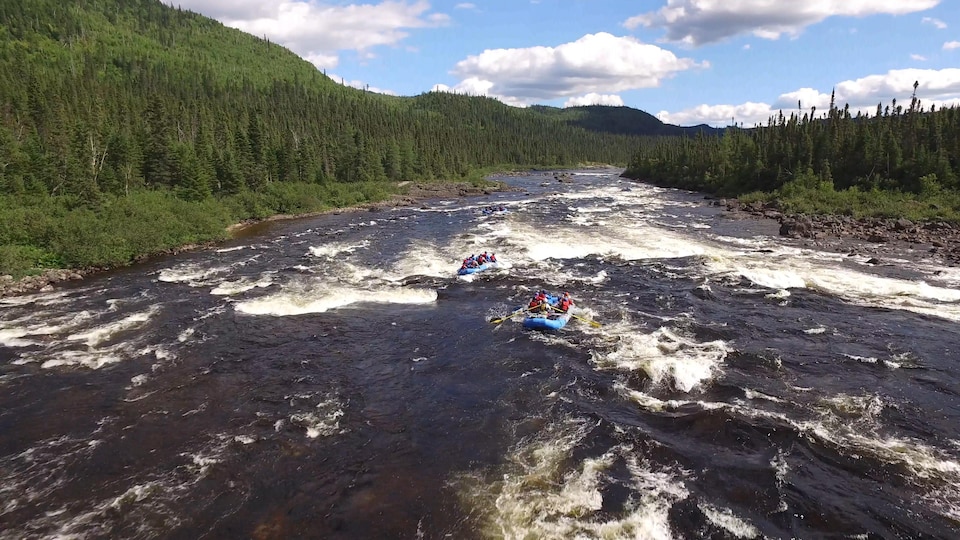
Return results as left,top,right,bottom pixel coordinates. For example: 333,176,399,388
531,105,720,138
0,0,653,277
623,91,960,220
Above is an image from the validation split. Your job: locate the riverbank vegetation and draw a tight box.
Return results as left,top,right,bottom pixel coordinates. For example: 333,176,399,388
623,89,960,222
0,0,649,278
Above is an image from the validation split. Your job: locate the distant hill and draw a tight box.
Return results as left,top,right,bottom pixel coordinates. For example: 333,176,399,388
531,105,721,137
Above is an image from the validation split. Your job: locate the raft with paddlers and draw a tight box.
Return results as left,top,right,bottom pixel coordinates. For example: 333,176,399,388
480,205,509,215
523,292,570,330
457,252,498,275
489,290,600,330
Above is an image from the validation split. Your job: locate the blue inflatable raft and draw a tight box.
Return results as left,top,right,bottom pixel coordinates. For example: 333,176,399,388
458,262,498,275
522,295,572,330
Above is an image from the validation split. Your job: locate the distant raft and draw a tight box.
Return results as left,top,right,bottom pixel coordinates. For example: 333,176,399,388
457,252,498,275
457,261,499,275
480,205,509,215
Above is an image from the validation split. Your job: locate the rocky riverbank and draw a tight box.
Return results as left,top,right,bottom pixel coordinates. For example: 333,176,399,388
715,198,960,266
0,180,517,298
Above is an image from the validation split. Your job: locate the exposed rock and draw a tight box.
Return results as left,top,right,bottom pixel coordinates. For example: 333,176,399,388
779,216,815,238
0,268,93,298
894,218,914,231
726,200,960,266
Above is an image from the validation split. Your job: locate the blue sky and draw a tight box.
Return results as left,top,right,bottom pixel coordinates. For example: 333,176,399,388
170,0,960,127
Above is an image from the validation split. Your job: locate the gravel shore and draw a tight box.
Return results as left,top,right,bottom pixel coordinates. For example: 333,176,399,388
715,198,960,267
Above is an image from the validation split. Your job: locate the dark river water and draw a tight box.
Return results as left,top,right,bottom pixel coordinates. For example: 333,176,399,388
3,169,960,539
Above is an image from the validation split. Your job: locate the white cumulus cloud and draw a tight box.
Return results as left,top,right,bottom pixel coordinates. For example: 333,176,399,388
945,41,960,50
922,16,947,29
660,68,960,127
658,102,773,127
624,0,941,46
435,32,704,107
911,53,928,61
564,93,625,107
170,0,448,70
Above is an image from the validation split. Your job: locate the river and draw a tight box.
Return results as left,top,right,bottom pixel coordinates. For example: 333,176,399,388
2,169,960,539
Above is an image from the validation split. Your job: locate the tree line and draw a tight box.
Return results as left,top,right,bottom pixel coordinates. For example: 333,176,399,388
623,87,960,219
0,0,647,276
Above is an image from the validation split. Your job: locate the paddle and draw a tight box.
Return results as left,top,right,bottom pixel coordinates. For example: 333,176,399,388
489,307,530,324
549,304,601,327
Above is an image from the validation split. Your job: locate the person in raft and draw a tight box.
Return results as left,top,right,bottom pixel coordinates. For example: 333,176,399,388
528,290,550,312
558,292,574,312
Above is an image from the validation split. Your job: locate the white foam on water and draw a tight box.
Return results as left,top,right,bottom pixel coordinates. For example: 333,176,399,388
289,396,346,438
567,213,605,227
136,345,174,363
215,245,247,253
804,326,828,334
927,266,960,288
699,504,761,538
589,270,608,284
14,434,235,540
770,450,790,513
332,260,380,283
529,195,960,323
473,220,515,239
572,205,613,214
307,240,369,258
765,289,791,300
590,323,729,392
704,247,960,322
0,309,99,351
210,274,274,296
382,240,497,281
461,418,689,540
235,284,437,316
157,263,230,284
37,350,126,370
0,328,32,347
743,388,785,403
619,386,960,504
0,289,72,308
0,433,96,522
4,304,160,370
843,353,878,364
66,307,158,348
506,219,709,263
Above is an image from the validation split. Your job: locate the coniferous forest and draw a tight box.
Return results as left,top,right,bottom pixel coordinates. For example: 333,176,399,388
6,0,959,280
0,0,649,277
623,89,960,220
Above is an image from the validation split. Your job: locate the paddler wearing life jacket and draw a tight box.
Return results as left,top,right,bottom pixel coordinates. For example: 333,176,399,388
528,290,549,312
558,291,574,312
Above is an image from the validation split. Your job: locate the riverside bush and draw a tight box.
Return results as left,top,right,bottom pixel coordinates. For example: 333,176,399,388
0,181,407,277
